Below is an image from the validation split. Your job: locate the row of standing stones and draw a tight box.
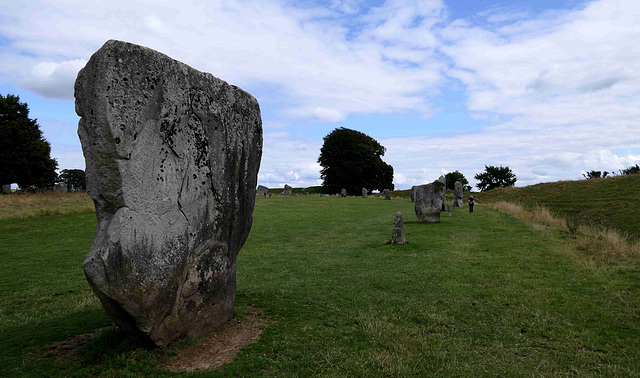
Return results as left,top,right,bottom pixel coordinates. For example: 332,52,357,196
392,177,469,244
75,40,471,347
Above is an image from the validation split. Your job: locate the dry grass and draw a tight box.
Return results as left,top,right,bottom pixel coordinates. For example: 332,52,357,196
489,201,640,264
0,192,94,220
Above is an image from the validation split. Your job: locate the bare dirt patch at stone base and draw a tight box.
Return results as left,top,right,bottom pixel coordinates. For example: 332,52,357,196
160,306,270,372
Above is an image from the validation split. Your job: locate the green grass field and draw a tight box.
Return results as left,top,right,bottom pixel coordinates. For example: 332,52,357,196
1,196,639,376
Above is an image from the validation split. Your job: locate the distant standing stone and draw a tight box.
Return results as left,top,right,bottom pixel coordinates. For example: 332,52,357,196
384,189,391,200
441,175,446,211
54,182,68,193
454,181,463,207
340,188,347,197
410,186,415,202
284,184,292,196
414,176,445,223
391,212,407,245
75,40,262,346
362,187,368,198
446,203,452,216
1,184,11,194
257,185,268,197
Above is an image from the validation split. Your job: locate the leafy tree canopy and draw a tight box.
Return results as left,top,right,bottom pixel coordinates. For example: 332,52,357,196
474,165,517,192
0,94,58,189
58,169,86,191
318,127,394,195
444,170,469,191
620,164,639,176
583,170,609,179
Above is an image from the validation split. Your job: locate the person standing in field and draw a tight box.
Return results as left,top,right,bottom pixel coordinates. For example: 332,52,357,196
468,195,475,213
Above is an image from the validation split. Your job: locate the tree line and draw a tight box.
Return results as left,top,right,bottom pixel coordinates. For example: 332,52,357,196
1,94,86,192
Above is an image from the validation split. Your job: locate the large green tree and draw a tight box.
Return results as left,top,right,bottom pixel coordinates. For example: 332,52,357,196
58,169,86,191
444,170,469,191
0,94,58,190
474,165,517,192
318,127,394,195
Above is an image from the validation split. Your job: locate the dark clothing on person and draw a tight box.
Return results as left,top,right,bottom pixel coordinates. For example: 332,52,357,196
468,197,475,213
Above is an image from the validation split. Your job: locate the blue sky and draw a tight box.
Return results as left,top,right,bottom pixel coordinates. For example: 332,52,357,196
1,0,639,190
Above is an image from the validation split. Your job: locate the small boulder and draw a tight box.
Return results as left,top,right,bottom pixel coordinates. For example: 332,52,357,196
340,188,347,197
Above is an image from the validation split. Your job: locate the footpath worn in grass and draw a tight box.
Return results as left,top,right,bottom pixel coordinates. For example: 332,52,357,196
1,197,639,376
475,174,640,239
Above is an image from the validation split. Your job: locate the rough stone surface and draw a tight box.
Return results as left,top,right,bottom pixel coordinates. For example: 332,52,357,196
454,181,463,207
256,185,268,196
283,184,292,196
384,189,391,200
362,187,368,198
75,40,263,346
446,203,452,216
391,212,406,245
1,184,11,194
414,176,445,223
410,186,415,202
340,188,347,197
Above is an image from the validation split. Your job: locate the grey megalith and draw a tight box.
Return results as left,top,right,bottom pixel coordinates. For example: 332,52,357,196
75,40,263,346
454,181,463,207
414,176,445,223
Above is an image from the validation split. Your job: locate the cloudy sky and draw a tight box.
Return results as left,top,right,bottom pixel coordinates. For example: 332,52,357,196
1,0,639,190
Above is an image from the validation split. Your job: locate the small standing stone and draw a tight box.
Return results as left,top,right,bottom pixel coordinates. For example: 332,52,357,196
384,189,391,200
446,203,452,216
1,184,11,194
340,188,347,197
283,184,292,196
454,181,463,207
391,212,406,245
362,187,368,198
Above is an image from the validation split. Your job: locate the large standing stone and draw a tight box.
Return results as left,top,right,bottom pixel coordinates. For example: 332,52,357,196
340,188,347,197
410,186,415,202
257,185,268,197
283,184,292,196
454,181,463,207
391,212,406,245
362,187,368,198
75,40,262,346
384,189,391,200
414,176,445,223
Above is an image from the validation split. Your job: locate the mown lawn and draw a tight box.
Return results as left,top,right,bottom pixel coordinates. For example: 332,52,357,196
1,196,639,376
